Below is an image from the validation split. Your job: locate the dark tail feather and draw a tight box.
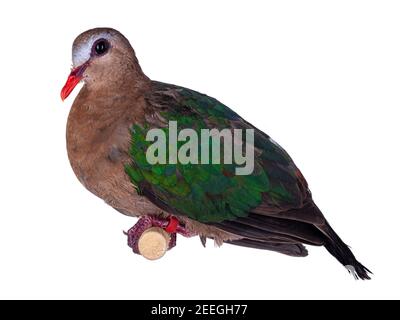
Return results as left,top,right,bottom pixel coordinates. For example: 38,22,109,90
322,222,372,280
226,238,308,257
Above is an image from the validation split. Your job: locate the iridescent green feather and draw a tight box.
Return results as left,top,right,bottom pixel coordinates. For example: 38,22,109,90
125,82,301,223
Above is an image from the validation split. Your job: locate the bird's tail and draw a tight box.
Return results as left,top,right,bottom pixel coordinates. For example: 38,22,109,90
321,222,372,280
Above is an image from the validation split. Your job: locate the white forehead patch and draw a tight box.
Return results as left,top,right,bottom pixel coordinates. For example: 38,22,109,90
72,32,112,67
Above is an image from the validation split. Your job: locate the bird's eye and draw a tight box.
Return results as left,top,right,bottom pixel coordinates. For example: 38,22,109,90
93,39,110,56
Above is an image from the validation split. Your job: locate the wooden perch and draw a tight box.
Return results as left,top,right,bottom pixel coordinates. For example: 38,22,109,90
138,227,171,260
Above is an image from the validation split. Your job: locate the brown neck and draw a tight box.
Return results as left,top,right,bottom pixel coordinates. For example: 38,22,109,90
85,58,150,98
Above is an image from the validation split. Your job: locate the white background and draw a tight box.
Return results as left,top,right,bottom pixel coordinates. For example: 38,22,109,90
0,0,399,299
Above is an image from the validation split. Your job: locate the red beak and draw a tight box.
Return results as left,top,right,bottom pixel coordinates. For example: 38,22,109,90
60,63,88,101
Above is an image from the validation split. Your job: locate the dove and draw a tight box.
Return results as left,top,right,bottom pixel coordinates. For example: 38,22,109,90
61,28,371,279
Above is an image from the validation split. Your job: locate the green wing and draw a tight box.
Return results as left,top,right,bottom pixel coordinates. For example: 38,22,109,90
125,81,309,223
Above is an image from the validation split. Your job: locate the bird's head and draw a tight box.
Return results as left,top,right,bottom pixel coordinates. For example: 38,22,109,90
61,28,143,101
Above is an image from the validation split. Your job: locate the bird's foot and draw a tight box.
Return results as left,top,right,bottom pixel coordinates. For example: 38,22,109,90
125,215,196,255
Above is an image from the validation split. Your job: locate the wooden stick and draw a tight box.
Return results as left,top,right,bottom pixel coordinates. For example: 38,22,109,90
138,227,171,260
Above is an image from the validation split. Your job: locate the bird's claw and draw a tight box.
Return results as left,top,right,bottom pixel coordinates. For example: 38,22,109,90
125,215,195,255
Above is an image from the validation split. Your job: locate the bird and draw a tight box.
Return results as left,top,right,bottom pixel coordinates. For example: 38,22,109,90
61,27,371,279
